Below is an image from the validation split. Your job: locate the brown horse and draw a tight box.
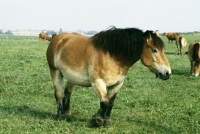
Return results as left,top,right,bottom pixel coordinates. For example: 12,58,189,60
176,36,187,55
162,32,180,43
46,27,171,127
45,36,52,41
39,33,48,41
188,42,200,76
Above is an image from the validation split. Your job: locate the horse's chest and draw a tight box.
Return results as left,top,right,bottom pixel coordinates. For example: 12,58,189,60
103,74,126,87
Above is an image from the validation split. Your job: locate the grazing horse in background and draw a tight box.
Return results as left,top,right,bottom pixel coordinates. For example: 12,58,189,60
176,36,187,55
188,42,200,76
46,27,171,127
162,32,180,43
154,30,159,36
45,36,52,41
39,33,48,41
45,34,57,42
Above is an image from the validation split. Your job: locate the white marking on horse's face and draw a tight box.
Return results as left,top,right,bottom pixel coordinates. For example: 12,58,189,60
156,64,171,75
156,64,172,78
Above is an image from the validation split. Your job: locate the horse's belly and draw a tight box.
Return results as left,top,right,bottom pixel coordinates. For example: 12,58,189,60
60,68,91,87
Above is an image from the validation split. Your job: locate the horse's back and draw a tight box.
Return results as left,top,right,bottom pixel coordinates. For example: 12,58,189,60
47,32,89,67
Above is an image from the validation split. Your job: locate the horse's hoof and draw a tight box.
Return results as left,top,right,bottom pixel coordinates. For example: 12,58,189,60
56,115,66,121
95,116,104,126
104,118,112,127
90,115,104,127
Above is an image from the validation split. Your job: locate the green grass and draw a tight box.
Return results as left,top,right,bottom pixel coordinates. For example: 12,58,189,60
0,34,200,134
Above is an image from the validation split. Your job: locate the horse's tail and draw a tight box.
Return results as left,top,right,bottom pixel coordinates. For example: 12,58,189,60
178,36,182,48
192,43,200,61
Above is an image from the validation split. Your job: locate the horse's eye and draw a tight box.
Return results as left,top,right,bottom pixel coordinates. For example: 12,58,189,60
151,48,157,53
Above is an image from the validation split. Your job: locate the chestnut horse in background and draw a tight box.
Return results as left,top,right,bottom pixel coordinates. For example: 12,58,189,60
188,42,200,76
39,33,48,41
46,27,171,127
162,32,180,43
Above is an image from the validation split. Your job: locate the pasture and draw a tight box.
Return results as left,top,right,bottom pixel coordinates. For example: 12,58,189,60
0,34,200,133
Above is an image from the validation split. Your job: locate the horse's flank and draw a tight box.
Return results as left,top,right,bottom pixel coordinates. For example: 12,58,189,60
47,32,131,87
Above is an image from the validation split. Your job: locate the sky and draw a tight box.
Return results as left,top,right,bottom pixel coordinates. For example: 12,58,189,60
0,0,200,33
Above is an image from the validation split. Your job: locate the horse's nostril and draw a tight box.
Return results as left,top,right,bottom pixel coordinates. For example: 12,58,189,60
166,72,169,76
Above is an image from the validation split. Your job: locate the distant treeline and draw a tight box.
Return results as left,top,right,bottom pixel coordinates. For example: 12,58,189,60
180,31,200,35
1,29,199,36
0,30,13,35
41,29,98,36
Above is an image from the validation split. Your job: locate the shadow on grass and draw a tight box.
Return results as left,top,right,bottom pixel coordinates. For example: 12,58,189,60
127,118,177,134
171,68,190,76
0,105,89,123
165,52,176,55
0,105,55,119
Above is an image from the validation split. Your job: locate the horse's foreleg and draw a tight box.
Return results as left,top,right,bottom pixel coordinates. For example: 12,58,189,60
50,69,64,120
104,82,123,126
90,79,108,127
91,79,123,127
63,82,74,116
101,94,117,127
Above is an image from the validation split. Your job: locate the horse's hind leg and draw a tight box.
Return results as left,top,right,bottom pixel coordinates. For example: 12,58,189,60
49,69,65,120
62,82,74,116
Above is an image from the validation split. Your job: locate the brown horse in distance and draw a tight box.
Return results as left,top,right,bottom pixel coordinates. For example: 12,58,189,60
162,32,180,43
45,36,52,41
46,27,171,127
39,33,48,41
44,34,57,42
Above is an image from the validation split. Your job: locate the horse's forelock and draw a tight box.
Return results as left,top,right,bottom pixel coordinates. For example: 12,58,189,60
150,32,165,49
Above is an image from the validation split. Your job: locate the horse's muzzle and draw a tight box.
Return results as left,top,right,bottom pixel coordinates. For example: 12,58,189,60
156,72,170,80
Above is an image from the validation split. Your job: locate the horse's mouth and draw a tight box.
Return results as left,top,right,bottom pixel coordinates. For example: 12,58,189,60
156,72,170,80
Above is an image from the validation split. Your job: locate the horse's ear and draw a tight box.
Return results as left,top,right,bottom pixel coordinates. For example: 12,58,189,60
144,30,153,43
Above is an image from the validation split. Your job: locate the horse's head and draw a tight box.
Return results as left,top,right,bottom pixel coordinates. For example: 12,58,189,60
140,31,171,80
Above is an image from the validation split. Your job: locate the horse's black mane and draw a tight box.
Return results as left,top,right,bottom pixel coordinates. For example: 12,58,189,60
91,26,164,59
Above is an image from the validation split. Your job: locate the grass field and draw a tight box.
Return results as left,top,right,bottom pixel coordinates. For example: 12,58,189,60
0,34,200,134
